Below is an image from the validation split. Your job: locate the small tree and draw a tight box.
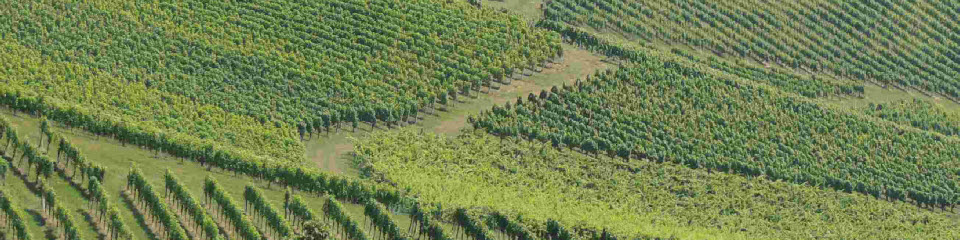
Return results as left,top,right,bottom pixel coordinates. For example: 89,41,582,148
297,221,331,240
297,122,306,141
347,108,359,132
0,163,6,185
322,112,332,134
438,92,448,108
330,111,341,133
581,139,597,156
39,118,48,149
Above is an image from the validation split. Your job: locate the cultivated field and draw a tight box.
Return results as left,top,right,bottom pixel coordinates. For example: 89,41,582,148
1,0,959,239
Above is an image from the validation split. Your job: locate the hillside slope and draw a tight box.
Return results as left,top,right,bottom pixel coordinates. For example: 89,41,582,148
544,0,960,99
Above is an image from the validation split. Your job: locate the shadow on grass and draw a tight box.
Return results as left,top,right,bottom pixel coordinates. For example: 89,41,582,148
81,209,108,240
24,209,46,227
119,191,160,240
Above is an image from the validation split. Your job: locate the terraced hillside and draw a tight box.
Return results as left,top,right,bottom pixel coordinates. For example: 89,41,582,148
2,0,960,239
472,60,960,211
862,99,960,137
544,0,960,99
0,112,445,240
356,130,960,239
0,0,561,163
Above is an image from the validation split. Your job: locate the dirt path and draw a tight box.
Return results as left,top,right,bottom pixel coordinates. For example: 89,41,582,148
304,44,612,175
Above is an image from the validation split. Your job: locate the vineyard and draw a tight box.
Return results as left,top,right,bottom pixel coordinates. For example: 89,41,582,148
862,99,960,137
354,130,960,239
0,112,463,240
3,110,581,240
0,0,561,163
0,0,959,239
534,20,867,100
471,63,960,210
544,0,960,99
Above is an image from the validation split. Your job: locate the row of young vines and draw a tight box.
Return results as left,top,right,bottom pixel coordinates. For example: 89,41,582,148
323,195,369,240
203,177,261,240
0,0,563,161
544,0,960,99
531,19,960,208
164,171,221,240
125,169,188,240
86,178,130,240
243,185,293,239
0,59,598,240
41,188,82,240
0,189,30,240
355,129,960,239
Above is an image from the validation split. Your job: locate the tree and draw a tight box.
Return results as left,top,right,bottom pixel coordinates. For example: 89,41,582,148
581,139,597,155
616,144,630,159
321,112,331,134
0,163,6,185
296,221,331,240
39,118,48,149
330,111,341,133
438,92,449,108
408,102,419,124
462,84,472,98
367,108,378,129
449,86,459,106
347,108,359,132
297,122,306,141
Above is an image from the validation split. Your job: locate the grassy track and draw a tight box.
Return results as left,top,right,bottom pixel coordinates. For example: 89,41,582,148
304,43,612,175
483,0,546,20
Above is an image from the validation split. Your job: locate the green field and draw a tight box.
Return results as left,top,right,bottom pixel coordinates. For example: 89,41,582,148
544,0,960,99
0,110,419,240
1,0,960,239
0,0,560,163
304,43,612,174
355,130,960,239
472,61,960,206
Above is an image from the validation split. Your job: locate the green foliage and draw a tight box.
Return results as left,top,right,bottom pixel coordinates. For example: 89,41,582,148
0,189,31,240
408,203,453,240
88,178,131,240
53,204,81,240
487,212,537,240
35,187,81,240
0,117,54,183
453,208,494,240
363,199,409,240
126,168,189,240
323,195,368,240
203,177,261,240
32,121,131,239
863,99,960,137
164,171,221,240
473,61,960,209
42,124,104,189
537,20,862,98
285,193,318,231
0,0,562,163
671,48,864,97
107,207,128,240
296,221,332,240
544,0,960,99
243,184,292,238
355,130,960,239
